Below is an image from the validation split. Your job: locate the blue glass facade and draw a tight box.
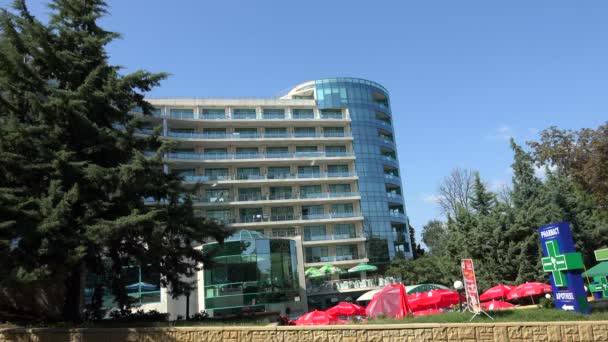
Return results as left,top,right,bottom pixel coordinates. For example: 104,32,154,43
313,78,412,263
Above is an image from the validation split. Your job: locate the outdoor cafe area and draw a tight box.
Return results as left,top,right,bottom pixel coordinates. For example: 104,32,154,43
306,276,401,294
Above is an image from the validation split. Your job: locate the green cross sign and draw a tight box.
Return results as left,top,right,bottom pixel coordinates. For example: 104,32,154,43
541,240,584,287
590,276,608,297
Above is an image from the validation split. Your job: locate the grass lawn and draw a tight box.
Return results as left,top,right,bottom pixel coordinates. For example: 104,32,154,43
366,308,608,325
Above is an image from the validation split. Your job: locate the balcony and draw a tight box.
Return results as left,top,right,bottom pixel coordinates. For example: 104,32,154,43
306,276,401,295
180,172,358,184
166,151,354,162
226,211,364,227
303,233,366,244
386,192,403,200
164,131,352,140
195,192,361,206
389,212,407,220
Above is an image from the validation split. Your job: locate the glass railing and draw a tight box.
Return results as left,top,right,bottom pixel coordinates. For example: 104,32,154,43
384,173,399,180
163,132,352,139
262,114,285,119
304,233,365,241
292,113,314,119
200,113,226,119
386,192,402,199
169,111,194,119
228,211,363,224
382,155,398,162
180,172,357,183
389,212,407,219
305,254,358,263
320,113,344,119
232,113,257,120
195,192,359,204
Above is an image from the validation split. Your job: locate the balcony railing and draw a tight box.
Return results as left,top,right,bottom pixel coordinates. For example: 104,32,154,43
165,131,352,139
386,192,402,199
384,173,399,181
197,192,360,204
224,211,363,225
181,172,357,183
304,233,365,242
389,212,406,220
166,151,354,160
305,254,359,263
306,276,402,294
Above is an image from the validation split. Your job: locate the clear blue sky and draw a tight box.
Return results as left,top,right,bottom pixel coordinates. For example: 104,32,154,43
19,0,608,243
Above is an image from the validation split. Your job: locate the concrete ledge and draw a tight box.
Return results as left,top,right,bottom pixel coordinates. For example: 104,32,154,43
2,320,608,341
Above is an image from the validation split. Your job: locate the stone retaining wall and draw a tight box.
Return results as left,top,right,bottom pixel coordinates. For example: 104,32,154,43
2,321,608,342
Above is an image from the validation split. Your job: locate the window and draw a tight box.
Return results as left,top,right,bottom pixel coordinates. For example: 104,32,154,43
205,148,228,159
323,127,345,137
300,185,322,197
235,128,258,138
174,168,195,177
263,108,285,119
266,146,289,156
296,146,318,153
265,127,287,138
205,168,229,180
294,127,316,137
336,245,358,261
270,186,292,200
292,109,314,119
267,166,291,179
320,109,343,119
204,128,226,138
302,205,324,218
202,109,226,119
331,203,353,214
271,207,293,221
171,148,195,155
298,166,320,178
206,189,229,203
240,208,263,223
329,184,351,194
236,147,258,158
272,228,296,238
327,164,349,175
305,246,329,263
236,167,261,180
334,224,355,239
238,188,262,201
233,108,256,119
304,225,327,241
169,108,194,119
326,145,346,156
207,209,232,223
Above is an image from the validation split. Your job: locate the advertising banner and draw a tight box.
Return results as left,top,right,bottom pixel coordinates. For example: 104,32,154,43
538,222,590,314
461,259,481,313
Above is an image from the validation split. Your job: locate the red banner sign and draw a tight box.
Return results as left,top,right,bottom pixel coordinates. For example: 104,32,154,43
461,259,481,313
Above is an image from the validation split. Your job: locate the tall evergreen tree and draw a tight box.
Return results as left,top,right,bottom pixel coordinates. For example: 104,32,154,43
0,0,227,321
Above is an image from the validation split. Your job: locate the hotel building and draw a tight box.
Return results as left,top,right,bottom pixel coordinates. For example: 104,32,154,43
133,77,412,316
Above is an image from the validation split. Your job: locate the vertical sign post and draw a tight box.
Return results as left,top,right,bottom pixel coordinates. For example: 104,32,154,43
538,222,590,314
461,259,493,320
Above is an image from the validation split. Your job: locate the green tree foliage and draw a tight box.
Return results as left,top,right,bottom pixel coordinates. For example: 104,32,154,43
0,0,227,321
389,133,608,291
528,123,608,209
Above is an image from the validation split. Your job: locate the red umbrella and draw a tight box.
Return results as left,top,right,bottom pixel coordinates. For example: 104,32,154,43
480,285,515,302
410,289,462,310
413,308,444,317
507,282,552,302
326,302,366,318
480,300,515,311
294,310,335,326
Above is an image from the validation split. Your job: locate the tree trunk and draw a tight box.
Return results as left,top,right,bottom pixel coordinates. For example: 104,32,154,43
62,263,85,322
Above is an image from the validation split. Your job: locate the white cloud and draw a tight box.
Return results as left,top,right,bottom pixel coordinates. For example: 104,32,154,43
422,193,441,204
486,124,514,141
534,164,558,180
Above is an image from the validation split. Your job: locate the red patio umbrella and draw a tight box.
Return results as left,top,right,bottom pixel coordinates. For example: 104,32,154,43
480,285,515,302
326,302,366,318
408,289,462,311
480,300,515,311
507,282,552,303
412,308,444,317
294,310,335,326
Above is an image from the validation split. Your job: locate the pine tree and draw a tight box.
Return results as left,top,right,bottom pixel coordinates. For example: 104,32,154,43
0,0,227,321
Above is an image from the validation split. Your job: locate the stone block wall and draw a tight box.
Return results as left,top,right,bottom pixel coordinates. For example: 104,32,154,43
2,321,608,342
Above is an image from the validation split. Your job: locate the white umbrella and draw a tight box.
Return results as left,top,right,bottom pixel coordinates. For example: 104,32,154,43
357,289,381,302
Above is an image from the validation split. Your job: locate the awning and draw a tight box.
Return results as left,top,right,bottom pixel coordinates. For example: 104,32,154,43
583,262,608,278
357,289,381,302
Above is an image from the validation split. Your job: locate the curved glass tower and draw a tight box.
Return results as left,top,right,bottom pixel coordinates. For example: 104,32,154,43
286,78,413,263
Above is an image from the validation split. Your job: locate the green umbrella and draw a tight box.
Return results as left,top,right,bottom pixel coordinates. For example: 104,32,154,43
583,261,608,278
305,267,319,276
319,264,346,275
348,262,378,273
308,270,326,278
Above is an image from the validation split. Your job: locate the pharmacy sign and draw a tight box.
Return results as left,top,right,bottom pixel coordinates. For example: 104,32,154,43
538,222,589,314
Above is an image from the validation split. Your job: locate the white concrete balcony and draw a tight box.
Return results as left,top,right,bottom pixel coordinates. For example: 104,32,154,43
165,152,356,166
181,172,358,186
225,212,364,229
193,192,361,207
165,131,353,141
302,233,366,246
304,256,369,268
